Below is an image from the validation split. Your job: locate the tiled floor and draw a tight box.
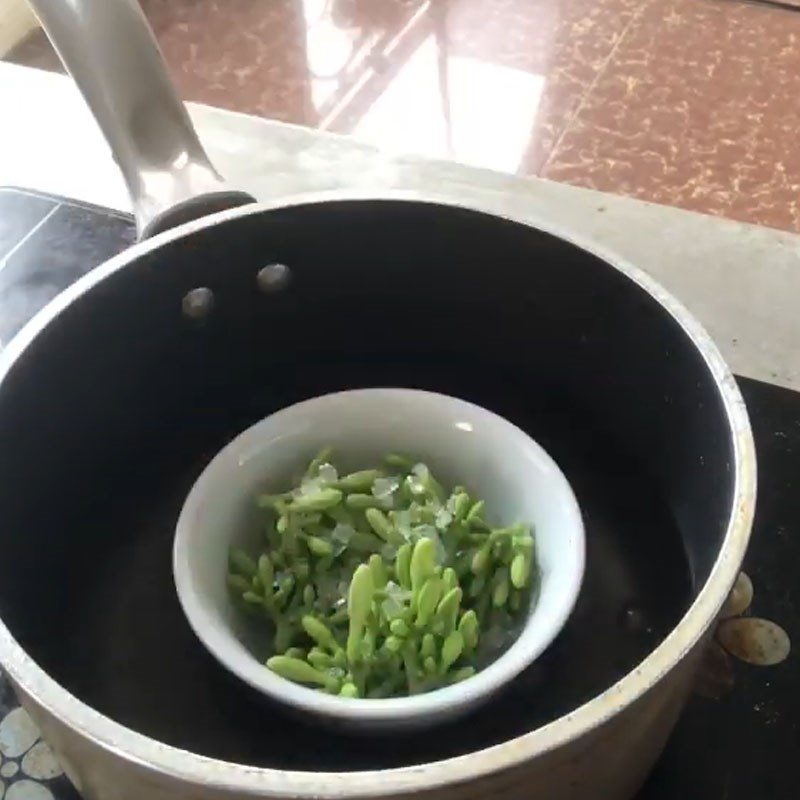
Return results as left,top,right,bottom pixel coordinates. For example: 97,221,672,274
8,0,800,232
543,0,800,233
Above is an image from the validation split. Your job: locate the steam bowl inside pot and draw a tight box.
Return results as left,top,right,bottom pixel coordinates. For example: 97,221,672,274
173,389,585,730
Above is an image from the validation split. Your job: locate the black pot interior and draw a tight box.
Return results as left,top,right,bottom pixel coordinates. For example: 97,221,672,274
0,201,735,770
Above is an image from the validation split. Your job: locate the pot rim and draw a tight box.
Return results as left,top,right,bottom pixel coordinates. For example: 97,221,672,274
0,190,756,798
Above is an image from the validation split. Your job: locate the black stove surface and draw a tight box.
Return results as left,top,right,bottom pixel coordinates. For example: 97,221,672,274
0,188,135,349
0,187,796,799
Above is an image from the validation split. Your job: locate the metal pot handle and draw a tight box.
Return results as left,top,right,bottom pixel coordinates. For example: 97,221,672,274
27,0,255,238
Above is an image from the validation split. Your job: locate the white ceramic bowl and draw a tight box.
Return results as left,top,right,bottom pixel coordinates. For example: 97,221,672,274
173,389,585,730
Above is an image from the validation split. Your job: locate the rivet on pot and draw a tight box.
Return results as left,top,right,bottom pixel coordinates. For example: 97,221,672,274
182,287,215,319
257,263,291,293
717,617,791,666
720,571,753,618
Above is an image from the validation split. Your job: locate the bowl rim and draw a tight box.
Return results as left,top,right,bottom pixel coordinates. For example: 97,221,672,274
0,191,755,798
172,387,587,724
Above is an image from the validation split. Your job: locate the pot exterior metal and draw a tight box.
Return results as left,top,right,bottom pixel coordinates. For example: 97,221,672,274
0,195,755,800
12,642,700,800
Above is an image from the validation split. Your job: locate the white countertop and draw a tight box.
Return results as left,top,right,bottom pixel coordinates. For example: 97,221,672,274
1,61,797,391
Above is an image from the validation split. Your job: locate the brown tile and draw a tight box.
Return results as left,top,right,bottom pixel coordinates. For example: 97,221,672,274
133,0,646,173
5,0,645,174
439,0,647,171
137,0,316,125
542,0,800,232
135,0,456,129
322,0,647,172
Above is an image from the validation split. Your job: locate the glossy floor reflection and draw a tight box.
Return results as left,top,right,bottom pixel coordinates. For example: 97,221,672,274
8,0,800,232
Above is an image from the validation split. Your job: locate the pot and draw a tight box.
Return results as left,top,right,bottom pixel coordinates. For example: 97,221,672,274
0,2,755,799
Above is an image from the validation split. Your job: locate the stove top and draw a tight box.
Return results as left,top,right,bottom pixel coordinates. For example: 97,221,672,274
0,188,135,349
0,187,796,800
